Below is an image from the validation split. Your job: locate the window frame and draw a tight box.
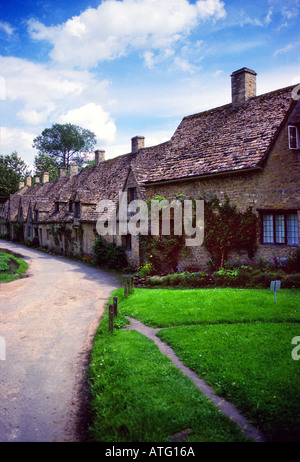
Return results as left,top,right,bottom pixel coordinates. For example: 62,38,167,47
288,125,300,150
260,210,299,246
74,201,80,218
127,186,137,203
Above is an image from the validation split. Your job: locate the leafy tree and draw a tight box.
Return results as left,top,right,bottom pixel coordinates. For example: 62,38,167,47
32,123,97,169
34,152,58,182
0,152,31,203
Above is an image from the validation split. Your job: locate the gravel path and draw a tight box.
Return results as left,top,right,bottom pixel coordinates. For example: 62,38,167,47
0,241,119,442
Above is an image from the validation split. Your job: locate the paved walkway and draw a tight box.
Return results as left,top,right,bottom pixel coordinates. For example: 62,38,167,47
0,241,120,442
125,316,267,443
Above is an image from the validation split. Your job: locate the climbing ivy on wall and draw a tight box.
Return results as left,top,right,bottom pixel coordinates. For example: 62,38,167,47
201,194,257,270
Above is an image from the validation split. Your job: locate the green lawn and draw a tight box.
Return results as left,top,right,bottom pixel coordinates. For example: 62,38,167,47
88,287,300,442
0,250,28,282
115,287,300,326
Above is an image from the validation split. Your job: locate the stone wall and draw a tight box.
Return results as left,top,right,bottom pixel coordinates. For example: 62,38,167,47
144,120,300,269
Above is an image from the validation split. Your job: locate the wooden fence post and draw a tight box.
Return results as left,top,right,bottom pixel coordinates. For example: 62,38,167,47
113,296,118,317
108,304,114,332
124,281,128,297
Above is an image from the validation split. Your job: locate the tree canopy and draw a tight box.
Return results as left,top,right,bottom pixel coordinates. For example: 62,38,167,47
0,152,31,203
32,123,97,168
34,152,59,182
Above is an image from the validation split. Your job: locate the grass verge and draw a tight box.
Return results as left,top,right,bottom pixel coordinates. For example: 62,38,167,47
88,287,300,442
88,321,248,442
0,250,28,282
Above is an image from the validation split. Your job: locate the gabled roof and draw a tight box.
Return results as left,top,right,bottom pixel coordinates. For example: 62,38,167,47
132,85,297,184
3,82,298,227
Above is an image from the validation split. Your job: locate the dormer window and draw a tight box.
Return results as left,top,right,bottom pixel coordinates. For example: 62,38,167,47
54,202,59,213
288,125,300,149
69,200,73,213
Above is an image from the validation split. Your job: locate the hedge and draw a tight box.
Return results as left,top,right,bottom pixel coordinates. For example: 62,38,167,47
147,268,300,289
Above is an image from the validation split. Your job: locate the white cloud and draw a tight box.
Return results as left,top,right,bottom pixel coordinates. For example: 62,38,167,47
0,126,36,167
273,43,294,57
0,21,15,37
0,56,112,126
27,0,226,68
58,103,116,146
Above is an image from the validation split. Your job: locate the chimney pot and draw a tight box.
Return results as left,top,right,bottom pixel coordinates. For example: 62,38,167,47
95,150,105,166
19,180,25,189
231,68,257,109
35,175,40,184
25,177,32,187
131,136,145,154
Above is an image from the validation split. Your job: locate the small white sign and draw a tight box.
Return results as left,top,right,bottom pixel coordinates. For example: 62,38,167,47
270,280,281,291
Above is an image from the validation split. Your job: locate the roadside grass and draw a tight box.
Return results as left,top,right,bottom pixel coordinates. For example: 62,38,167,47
88,324,248,442
88,287,300,442
0,251,28,282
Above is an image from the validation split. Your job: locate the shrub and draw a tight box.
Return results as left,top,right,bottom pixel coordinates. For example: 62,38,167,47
138,262,155,277
92,237,127,270
0,254,10,272
147,267,300,289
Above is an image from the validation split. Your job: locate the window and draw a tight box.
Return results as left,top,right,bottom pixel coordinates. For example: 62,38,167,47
69,200,73,213
74,201,80,218
128,187,137,203
122,234,132,250
54,202,59,213
288,125,300,149
34,209,39,221
261,211,298,245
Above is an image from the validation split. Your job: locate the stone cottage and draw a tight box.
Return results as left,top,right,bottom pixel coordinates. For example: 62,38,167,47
1,68,299,270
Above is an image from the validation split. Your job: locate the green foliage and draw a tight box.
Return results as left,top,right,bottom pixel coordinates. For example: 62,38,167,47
201,194,257,269
0,254,10,272
140,194,189,273
13,222,23,242
0,251,28,282
0,152,31,203
92,237,127,270
34,152,59,181
49,224,65,245
140,234,186,274
147,266,300,289
32,123,96,169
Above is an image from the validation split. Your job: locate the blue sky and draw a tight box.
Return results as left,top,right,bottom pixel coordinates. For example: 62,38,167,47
0,0,300,168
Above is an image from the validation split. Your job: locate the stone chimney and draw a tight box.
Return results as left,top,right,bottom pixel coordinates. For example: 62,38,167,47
19,180,25,189
35,175,40,184
69,163,78,178
95,150,105,166
231,68,257,109
25,177,32,187
58,167,67,179
131,136,145,154
42,172,49,184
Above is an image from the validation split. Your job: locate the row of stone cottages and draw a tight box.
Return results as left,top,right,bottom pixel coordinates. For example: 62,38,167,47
0,68,299,270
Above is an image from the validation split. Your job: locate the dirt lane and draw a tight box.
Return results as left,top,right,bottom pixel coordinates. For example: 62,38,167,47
0,241,120,442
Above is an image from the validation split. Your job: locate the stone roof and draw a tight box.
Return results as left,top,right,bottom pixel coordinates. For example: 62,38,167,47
3,83,298,226
133,85,297,184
